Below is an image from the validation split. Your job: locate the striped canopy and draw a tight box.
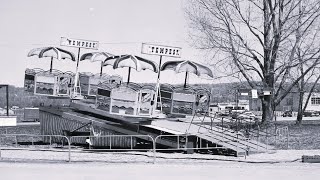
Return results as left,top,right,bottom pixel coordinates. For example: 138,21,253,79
105,55,158,73
80,52,114,62
28,47,76,72
28,47,75,61
103,54,158,83
80,52,115,75
161,60,213,87
161,60,213,78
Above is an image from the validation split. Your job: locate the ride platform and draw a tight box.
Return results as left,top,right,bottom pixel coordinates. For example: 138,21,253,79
39,101,270,156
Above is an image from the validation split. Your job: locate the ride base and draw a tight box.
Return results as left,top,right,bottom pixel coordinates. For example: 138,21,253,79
39,101,270,156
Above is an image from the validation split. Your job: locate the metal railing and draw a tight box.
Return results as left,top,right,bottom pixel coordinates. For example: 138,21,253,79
0,134,71,162
69,135,156,163
275,126,289,149
186,112,267,153
247,124,289,150
0,133,250,163
154,134,246,158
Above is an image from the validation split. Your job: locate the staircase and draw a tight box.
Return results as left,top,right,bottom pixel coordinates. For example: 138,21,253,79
184,112,272,156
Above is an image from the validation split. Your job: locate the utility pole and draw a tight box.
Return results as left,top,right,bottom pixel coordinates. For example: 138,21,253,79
0,85,9,116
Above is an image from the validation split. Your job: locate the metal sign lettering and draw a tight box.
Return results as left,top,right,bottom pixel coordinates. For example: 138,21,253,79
141,43,181,58
60,37,99,50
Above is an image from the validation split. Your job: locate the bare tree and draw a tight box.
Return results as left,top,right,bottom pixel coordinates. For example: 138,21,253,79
294,67,320,124
186,0,320,123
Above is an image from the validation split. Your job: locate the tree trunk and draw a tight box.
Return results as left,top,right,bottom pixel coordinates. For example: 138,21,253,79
296,2,304,126
296,90,304,125
296,53,304,125
261,95,274,124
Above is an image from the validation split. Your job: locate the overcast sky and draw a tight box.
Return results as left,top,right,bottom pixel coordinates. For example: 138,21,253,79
0,0,221,87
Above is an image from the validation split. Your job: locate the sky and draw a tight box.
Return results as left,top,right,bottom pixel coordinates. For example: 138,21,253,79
0,0,222,87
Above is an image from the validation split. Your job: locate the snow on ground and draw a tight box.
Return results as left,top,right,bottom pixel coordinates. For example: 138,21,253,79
0,161,318,180
1,148,320,163
1,122,320,179
1,149,320,180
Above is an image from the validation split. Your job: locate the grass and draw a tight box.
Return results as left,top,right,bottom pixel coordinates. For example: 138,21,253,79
274,121,320,150
0,125,40,135
242,120,320,150
0,125,41,146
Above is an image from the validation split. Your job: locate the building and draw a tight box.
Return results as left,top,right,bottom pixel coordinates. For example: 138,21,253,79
304,92,320,112
209,100,250,116
209,85,320,113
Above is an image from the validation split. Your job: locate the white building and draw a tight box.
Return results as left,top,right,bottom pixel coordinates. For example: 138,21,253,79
304,92,320,112
209,100,250,115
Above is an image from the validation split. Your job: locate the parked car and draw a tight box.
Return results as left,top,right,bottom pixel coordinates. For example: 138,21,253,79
282,111,292,117
238,111,256,119
231,111,256,120
218,110,231,116
303,111,319,117
231,112,240,119
231,109,246,114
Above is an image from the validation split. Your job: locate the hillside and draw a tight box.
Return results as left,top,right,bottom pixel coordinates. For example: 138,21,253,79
0,86,70,108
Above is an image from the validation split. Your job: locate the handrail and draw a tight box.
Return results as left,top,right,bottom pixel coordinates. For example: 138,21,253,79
0,134,71,162
154,134,246,159
0,133,250,163
187,112,267,151
155,134,236,150
69,134,156,163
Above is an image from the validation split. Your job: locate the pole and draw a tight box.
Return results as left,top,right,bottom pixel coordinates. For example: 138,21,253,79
100,61,103,76
157,56,162,79
127,67,131,84
236,89,239,111
76,47,81,71
235,89,239,133
6,85,9,116
73,48,81,97
152,55,163,116
184,71,188,88
50,57,53,73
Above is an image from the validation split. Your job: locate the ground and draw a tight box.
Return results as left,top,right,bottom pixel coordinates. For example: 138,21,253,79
0,158,320,180
1,148,320,180
1,119,320,179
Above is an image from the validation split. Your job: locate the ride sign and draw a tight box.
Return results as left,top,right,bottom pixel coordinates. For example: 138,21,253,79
60,37,99,50
141,43,181,58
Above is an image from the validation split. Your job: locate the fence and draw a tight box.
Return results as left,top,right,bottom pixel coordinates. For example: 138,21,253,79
251,111,298,117
154,134,245,158
69,134,156,163
0,133,252,163
11,108,40,122
275,126,289,147
0,134,71,162
248,124,290,150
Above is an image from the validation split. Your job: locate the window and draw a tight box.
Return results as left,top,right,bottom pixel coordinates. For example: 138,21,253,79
311,97,320,105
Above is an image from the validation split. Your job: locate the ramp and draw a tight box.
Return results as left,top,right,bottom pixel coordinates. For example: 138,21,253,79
147,119,270,156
